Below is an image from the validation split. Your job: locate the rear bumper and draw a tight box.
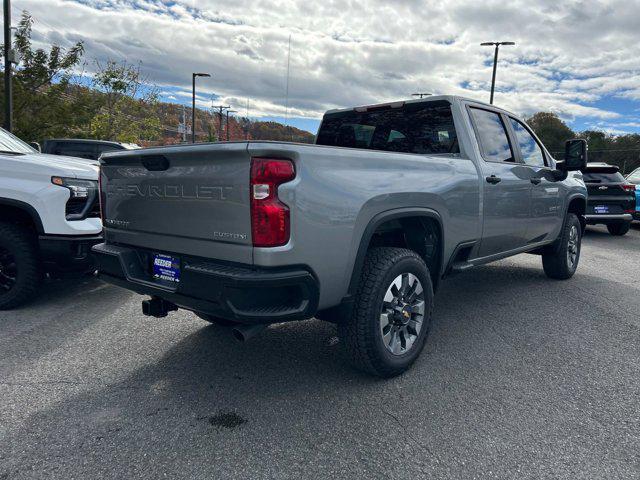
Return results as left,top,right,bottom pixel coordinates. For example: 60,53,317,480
39,234,103,273
92,243,319,324
585,213,633,224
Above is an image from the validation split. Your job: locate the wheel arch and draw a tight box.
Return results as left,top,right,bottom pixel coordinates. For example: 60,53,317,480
566,194,587,232
347,208,444,296
0,198,45,234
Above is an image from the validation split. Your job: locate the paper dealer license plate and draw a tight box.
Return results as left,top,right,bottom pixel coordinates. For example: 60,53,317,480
152,253,181,283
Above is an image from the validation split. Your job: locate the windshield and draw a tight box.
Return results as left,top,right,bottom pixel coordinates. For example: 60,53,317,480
316,100,459,155
0,128,36,154
627,169,640,184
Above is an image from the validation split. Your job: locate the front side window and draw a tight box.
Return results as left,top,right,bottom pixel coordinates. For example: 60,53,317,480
469,108,514,163
509,118,546,167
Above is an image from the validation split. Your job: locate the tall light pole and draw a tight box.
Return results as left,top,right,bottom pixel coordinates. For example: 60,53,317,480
480,41,515,104
4,0,13,131
191,72,210,143
412,93,431,99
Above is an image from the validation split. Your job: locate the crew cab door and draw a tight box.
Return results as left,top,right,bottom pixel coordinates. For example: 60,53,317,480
505,116,561,243
468,106,531,257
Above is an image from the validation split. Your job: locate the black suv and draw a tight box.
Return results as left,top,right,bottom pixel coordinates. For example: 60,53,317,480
42,139,139,160
583,163,635,235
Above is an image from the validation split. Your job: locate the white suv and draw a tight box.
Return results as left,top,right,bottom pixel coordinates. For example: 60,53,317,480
0,127,102,309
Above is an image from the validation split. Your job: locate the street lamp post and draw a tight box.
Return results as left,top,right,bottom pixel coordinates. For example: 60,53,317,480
480,41,515,104
191,72,211,143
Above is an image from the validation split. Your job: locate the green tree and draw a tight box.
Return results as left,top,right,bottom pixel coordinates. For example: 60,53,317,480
0,11,85,141
526,112,575,154
89,60,161,142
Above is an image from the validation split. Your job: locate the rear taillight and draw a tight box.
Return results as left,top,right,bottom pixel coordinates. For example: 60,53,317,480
250,157,295,247
622,183,636,192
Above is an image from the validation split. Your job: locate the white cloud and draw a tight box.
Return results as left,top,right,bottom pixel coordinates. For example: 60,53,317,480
14,0,640,129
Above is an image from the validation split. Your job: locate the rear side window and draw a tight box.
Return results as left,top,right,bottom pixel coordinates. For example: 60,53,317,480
508,118,546,167
469,108,514,163
53,142,98,159
583,171,625,183
316,100,459,154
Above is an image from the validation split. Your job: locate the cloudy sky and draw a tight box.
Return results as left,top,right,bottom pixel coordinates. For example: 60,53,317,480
12,0,640,134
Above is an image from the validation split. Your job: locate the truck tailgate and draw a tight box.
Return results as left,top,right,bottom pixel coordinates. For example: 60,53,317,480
100,143,252,262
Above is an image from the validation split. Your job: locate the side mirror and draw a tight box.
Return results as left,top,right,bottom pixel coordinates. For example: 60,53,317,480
559,139,587,172
28,141,41,152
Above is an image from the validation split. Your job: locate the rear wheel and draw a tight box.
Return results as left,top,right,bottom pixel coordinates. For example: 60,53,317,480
606,222,630,236
338,247,434,378
195,312,239,327
542,213,582,280
0,222,41,309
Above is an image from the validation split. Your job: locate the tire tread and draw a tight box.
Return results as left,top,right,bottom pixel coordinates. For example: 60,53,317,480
338,247,433,377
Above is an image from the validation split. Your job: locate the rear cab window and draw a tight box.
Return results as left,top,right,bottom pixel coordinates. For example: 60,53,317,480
53,142,98,159
316,100,459,155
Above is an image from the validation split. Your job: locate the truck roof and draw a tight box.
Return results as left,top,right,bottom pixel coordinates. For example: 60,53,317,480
323,94,512,116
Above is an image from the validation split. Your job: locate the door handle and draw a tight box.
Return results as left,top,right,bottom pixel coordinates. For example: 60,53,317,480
530,178,542,185
486,175,502,184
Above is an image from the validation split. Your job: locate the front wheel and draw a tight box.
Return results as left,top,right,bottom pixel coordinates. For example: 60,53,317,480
542,213,582,280
0,222,41,309
338,247,434,378
606,222,630,236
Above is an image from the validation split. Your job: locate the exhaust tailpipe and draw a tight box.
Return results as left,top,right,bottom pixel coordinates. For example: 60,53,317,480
231,324,267,342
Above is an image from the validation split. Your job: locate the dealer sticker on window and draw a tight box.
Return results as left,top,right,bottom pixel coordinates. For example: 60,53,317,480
152,253,181,283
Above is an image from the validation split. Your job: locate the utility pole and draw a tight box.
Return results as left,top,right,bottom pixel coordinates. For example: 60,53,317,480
412,93,431,99
191,72,211,143
245,98,250,140
480,41,515,104
3,0,13,131
226,110,237,141
181,105,187,142
212,105,230,141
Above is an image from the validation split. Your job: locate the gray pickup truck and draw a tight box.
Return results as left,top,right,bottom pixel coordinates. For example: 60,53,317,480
93,95,588,377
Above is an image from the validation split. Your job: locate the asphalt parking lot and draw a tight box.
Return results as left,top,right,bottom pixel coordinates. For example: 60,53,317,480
1,225,639,480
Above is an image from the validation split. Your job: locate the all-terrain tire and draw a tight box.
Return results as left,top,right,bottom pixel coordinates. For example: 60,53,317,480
338,247,434,378
542,213,582,280
606,222,630,236
0,222,41,309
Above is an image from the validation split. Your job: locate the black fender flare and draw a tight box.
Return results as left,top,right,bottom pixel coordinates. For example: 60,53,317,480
565,193,587,229
347,207,444,296
0,198,45,234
